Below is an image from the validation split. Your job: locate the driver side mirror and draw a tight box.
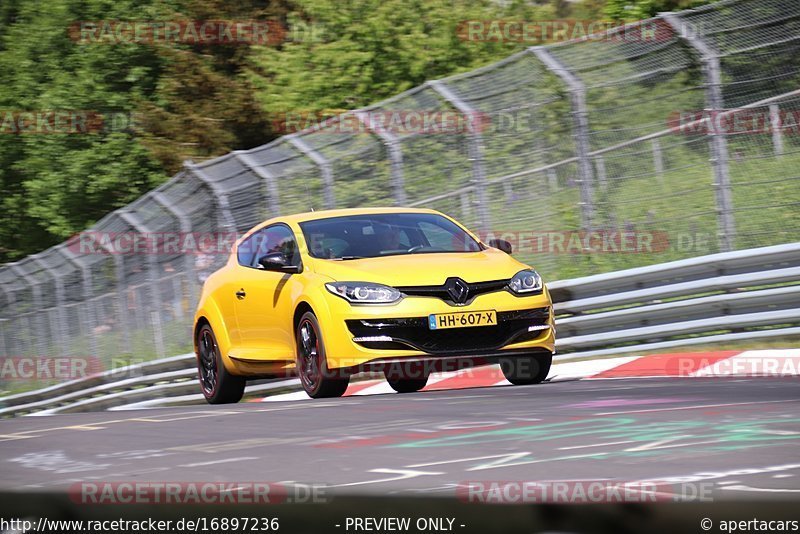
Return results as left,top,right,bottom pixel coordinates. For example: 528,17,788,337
258,252,301,273
488,238,513,255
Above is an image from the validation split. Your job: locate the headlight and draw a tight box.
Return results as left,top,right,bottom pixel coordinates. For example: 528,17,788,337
508,269,542,295
325,282,402,304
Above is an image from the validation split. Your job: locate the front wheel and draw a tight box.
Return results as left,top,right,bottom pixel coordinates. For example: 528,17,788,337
296,312,349,398
196,324,245,404
499,352,552,385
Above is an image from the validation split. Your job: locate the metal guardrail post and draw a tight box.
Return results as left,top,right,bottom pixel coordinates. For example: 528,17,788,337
531,47,595,234
183,161,239,232
58,245,99,360
428,80,491,232
31,255,68,357
354,111,408,206
663,12,735,252
286,135,336,210
234,152,282,217
8,263,46,356
118,209,166,359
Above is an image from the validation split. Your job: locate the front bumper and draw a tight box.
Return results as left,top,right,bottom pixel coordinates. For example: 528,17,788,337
321,288,555,369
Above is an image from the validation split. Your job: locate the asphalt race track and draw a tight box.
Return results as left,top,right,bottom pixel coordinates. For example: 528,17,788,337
1,377,799,500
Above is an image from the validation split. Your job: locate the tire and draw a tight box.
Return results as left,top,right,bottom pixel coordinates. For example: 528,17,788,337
296,312,349,398
196,323,245,404
385,375,429,393
499,352,552,385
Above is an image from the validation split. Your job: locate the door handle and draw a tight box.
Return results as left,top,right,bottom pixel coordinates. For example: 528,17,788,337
235,289,246,300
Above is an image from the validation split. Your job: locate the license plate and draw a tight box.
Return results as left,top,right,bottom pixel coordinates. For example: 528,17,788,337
428,310,497,330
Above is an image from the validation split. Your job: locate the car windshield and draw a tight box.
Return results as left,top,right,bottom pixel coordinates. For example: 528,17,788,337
299,212,483,259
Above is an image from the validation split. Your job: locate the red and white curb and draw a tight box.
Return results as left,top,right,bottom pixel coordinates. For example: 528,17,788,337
251,349,800,402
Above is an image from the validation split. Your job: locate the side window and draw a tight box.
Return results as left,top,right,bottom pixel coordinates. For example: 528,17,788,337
238,225,300,269
237,233,259,267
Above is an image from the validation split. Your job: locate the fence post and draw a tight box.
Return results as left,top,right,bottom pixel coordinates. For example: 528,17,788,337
8,263,45,356
531,47,594,234
0,319,7,357
235,152,282,216
31,255,68,357
90,221,133,356
429,80,491,232
459,191,474,224
652,138,665,184
58,245,99,360
118,209,166,359
769,103,784,156
184,161,239,233
594,156,607,190
663,12,735,252
151,191,200,314
0,282,12,356
354,111,408,205
286,135,336,209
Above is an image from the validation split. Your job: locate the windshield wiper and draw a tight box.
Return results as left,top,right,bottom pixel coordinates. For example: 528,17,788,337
331,255,366,260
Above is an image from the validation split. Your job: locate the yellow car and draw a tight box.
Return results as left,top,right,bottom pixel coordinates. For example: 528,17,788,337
193,207,555,402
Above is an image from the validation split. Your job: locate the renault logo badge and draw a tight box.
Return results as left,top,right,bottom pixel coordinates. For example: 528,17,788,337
445,277,470,304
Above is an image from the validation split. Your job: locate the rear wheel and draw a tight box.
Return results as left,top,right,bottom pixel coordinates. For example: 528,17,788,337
499,352,552,385
197,324,245,404
296,312,349,398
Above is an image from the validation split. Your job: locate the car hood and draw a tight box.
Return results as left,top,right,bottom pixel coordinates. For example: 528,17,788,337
311,249,530,286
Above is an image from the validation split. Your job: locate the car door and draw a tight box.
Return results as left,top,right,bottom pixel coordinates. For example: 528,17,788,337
232,224,300,361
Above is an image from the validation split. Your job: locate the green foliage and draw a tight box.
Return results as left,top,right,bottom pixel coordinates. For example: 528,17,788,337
247,0,561,116
0,0,165,258
0,0,757,265
0,0,274,261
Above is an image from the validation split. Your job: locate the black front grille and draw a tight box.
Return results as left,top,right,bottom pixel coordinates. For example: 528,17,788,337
397,279,511,306
346,307,550,355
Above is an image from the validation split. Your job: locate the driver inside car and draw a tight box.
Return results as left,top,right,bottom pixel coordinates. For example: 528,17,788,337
374,224,405,253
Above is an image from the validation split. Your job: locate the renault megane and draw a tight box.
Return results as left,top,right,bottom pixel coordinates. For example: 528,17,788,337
193,207,555,402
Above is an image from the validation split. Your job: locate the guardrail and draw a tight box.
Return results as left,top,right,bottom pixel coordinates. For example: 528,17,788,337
2,242,798,416
551,242,800,357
